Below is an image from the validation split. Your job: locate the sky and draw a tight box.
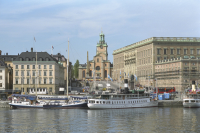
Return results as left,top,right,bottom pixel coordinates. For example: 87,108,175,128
0,0,200,65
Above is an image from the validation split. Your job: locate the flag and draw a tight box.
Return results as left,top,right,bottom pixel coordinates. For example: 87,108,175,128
34,37,36,42
134,74,137,81
52,46,54,50
108,74,110,79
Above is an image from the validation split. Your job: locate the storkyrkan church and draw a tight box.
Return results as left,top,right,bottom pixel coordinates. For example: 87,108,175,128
79,31,113,80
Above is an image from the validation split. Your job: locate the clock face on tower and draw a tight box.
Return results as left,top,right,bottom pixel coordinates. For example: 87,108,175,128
100,45,103,49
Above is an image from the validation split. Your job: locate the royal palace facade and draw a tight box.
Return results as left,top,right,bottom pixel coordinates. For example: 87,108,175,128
113,37,200,92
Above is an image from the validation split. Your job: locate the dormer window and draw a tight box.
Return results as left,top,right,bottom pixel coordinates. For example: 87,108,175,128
33,58,35,61
26,58,29,61
20,58,23,61
40,58,42,61
46,58,49,61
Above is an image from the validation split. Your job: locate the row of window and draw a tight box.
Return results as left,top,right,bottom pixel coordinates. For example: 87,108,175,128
15,71,53,76
89,100,148,104
138,49,152,58
15,65,53,69
157,48,200,55
15,78,53,84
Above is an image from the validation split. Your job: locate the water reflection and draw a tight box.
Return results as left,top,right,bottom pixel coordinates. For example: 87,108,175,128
0,108,199,132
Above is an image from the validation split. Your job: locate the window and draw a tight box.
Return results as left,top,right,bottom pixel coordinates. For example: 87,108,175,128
46,58,49,61
44,71,47,76
0,70,2,73
197,49,200,55
21,71,24,76
44,65,46,69
49,87,52,92
15,78,18,84
27,65,29,69
157,57,161,61
27,71,30,76
96,66,100,70
33,65,35,69
15,71,18,76
27,79,29,84
171,49,174,55
33,71,35,76
0,76,2,80
164,57,167,60
39,65,41,69
16,65,18,69
157,48,160,55
0,83,2,87
44,79,46,84
49,65,52,69
49,78,52,84
164,49,167,55
33,79,35,84
177,49,180,55
26,58,29,61
184,49,187,55
39,71,41,76
49,71,52,76
97,58,99,62
21,65,24,69
33,58,35,61
190,49,194,55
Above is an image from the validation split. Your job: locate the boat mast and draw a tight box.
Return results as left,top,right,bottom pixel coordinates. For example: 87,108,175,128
36,51,37,96
67,39,69,97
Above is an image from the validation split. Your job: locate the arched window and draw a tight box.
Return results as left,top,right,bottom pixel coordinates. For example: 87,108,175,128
104,70,107,78
96,66,100,70
89,70,92,76
97,58,99,62
82,70,85,78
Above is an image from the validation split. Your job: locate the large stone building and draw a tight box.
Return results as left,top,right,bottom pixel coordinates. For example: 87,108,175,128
79,32,113,80
13,48,65,95
113,37,200,92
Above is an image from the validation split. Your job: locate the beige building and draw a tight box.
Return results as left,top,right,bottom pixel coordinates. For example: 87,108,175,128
13,48,65,95
79,32,113,80
113,37,200,92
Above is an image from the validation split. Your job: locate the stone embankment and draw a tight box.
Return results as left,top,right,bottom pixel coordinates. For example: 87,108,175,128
158,100,183,107
0,101,10,108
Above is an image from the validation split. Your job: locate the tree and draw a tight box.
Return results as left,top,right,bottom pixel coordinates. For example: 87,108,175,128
71,65,74,79
74,60,79,78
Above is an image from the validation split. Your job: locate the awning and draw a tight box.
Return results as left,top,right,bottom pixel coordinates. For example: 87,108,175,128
12,94,37,101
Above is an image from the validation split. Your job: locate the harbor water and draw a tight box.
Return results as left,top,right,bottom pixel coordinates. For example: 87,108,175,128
0,107,200,133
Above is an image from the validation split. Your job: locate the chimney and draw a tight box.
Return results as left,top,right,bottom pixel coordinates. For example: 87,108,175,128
6,53,8,55
0,50,1,55
31,47,33,52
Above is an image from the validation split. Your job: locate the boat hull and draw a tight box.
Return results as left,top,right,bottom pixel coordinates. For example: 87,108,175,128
43,102,88,109
9,103,43,109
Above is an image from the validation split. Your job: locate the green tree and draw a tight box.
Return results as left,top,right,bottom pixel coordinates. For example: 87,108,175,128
74,60,79,78
71,65,74,78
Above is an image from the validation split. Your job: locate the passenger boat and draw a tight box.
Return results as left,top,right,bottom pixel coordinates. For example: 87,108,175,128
88,92,158,109
87,80,158,109
9,94,88,109
183,81,200,108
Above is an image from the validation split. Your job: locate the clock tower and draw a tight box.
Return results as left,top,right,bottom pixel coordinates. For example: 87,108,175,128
96,31,108,60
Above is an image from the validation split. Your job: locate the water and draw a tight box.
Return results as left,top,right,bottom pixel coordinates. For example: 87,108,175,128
0,107,200,133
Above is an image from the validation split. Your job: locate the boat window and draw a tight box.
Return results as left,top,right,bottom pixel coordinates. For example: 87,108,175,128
191,100,195,103
96,101,99,104
100,101,101,104
124,101,125,104
107,101,110,104
184,100,189,103
103,101,105,104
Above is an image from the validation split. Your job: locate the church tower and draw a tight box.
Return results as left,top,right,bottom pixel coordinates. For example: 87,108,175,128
96,31,108,61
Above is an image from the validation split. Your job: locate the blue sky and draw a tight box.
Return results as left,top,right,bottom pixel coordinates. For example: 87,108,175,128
0,0,200,65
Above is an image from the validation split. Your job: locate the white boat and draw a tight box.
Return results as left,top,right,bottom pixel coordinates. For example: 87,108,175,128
88,92,158,109
9,94,88,109
183,81,200,108
183,94,200,108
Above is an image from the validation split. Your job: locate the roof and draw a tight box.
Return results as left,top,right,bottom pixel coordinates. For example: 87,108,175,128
14,51,58,62
0,59,7,67
0,55,18,61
